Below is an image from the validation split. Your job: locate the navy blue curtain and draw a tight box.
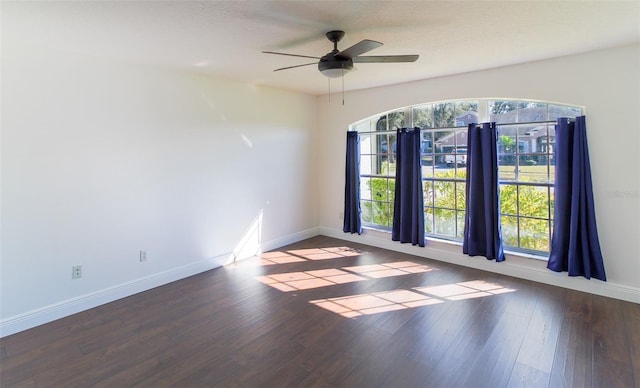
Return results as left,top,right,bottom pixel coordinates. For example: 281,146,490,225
392,128,425,247
463,122,505,262
343,131,362,234
548,116,606,280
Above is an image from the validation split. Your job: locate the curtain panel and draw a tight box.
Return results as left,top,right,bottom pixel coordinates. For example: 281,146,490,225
343,131,362,234
392,127,425,247
463,122,505,262
548,116,606,280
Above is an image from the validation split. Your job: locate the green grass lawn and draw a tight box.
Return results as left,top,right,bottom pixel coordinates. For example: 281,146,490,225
498,165,553,182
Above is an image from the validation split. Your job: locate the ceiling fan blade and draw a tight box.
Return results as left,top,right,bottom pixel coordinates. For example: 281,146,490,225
273,62,318,72
337,39,383,59
262,51,321,60
353,55,419,63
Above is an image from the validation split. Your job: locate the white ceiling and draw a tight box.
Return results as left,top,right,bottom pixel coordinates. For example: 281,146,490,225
3,1,639,95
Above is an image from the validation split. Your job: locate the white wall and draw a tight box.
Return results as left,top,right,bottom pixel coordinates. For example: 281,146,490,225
2,41,638,337
1,43,318,334
316,44,640,302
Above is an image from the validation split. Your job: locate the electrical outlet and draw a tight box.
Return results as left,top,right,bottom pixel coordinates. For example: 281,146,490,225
72,265,82,279
139,250,147,262
339,211,344,220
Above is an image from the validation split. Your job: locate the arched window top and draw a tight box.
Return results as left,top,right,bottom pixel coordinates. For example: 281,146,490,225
350,99,583,131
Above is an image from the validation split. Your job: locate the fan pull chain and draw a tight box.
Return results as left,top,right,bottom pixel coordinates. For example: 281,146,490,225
342,71,345,105
328,77,331,104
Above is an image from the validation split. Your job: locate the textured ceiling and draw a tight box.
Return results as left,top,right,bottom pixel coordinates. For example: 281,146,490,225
3,1,639,95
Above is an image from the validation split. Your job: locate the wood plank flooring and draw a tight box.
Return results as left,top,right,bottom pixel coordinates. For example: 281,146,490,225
1,235,638,387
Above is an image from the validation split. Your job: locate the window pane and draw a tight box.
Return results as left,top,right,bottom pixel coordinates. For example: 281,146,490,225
455,163,467,179
518,123,549,181
388,132,397,159
425,207,434,234
457,211,465,238
375,116,387,131
421,131,433,152
388,111,405,130
454,129,468,148
382,157,396,175
517,101,548,122
372,154,388,175
518,124,544,153
361,201,372,223
518,157,548,182
500,184,517,216
388,178,396,204
518,185,550,218
353,120,370,132
548,125,556,182
361,155,373,176
498,125,517,154
434,130,455,152
371,133,387,155
549,104,582,120
360,177,372,200
413,105,434,128
372,201,392,226
499,163,517,182
529,125,552,181
549,186,555,219
433,103,455,128
456,182,466,210
519,217,550,251
489,100,516,123
360,133,372,154
371,177,390,202
454,101,478,126
421,131,434,173
421,157,435,177
498,125,517,180
434,180,456,209
423,181,434,206
434,209,456,237
501,215,519,248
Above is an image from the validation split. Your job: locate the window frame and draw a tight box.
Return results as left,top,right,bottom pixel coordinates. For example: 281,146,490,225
351,99,584,257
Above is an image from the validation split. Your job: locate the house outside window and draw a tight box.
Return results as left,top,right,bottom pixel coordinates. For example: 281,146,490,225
352,99,583,256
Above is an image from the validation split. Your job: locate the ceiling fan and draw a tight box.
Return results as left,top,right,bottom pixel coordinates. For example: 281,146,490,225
263,30,419,78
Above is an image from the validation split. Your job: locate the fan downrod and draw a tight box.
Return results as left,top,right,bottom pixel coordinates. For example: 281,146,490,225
326,30,345,52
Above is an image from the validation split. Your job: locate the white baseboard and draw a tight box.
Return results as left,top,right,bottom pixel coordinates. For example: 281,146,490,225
0,226,322,338
4,225,635,338
261,227,322,253
319,226,640,304
0,254,228,338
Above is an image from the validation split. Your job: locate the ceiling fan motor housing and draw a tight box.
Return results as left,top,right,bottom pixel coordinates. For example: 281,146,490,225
318,55,353,77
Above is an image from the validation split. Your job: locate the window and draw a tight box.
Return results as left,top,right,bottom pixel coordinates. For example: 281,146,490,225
352,99,583,256
357,112,404,228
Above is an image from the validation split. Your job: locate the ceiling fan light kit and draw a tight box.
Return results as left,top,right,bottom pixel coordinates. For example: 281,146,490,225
319,62,352,78
264,30,419,79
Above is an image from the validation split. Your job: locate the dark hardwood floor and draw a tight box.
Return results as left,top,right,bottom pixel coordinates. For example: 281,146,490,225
1,235,638,387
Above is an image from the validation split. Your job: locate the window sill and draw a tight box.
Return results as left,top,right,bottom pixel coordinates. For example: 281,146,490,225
361,226,549,262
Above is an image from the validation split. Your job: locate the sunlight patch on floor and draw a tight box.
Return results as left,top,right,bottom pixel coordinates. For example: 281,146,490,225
311,289,442,318
310,280,516,318
256,261,436,292
256,269,368,291
343,261,434,278
414,280,516,301
249,246,362,266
